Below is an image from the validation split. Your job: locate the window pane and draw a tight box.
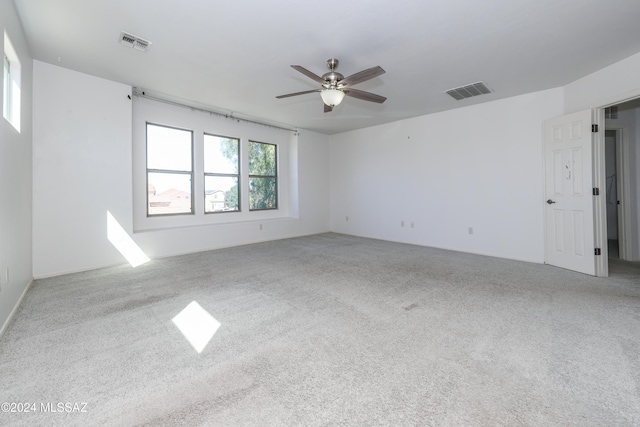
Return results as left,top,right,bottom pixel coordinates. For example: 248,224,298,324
148,172,192,215
249,177,277,210
147,124,192,171
3,55,8,119
204,135,239,174
249,141,276,176
205,176,239,212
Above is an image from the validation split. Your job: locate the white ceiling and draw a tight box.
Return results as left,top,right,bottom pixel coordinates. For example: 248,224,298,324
12,0,640,134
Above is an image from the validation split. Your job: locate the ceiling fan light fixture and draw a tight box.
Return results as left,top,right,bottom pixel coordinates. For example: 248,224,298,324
320,88,345,107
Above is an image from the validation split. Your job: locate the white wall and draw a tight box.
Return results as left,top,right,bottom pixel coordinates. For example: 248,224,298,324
564,51,640,114
32,63,330,277
0,1,33,333
329,88,564,263
32,61,133,277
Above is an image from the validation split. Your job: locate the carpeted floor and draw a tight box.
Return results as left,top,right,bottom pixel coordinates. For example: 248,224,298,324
1,233,639,426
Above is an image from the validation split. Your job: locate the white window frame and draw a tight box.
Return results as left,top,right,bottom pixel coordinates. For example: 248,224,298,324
146,122,195,216
248,140,278,211
3,31,20,132
3,54,10,119
204,133,241,214
132,96,290,232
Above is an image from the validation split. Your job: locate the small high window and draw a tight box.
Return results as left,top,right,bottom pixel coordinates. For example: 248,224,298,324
248,141,277,210
146,123,194,216
3,31,20,132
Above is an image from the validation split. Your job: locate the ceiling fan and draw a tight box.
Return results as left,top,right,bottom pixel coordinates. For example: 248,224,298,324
276,58,386,112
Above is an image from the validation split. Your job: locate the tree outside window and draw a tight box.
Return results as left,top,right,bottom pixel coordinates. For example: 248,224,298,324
204,134,240,213
248,141,277,210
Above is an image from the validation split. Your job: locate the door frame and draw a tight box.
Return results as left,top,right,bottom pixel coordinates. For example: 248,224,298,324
593,108,608,276
594,90,640,276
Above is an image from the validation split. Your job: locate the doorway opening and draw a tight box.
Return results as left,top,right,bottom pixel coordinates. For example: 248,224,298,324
601,98,639,274
605,129,620,259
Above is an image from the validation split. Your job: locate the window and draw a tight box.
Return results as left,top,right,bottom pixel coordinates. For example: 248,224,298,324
3,31,20,132
249,141,277,210
146,123,193,216
204,134,240,213
133,97,291,231
3,54,9,118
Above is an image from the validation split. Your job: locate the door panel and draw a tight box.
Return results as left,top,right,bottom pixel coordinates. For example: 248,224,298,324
544,110,595,275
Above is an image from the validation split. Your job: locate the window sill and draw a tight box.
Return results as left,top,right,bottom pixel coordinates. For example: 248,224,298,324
133,210,296,234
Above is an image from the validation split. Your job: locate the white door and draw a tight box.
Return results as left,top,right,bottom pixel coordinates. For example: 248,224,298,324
543,110,596,275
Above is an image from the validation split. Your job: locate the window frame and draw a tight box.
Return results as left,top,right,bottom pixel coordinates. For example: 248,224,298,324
248,140,278,211
145,122,195,217
132,96,292,232
3,54,10,121
203,133,241,214
3,30,21,132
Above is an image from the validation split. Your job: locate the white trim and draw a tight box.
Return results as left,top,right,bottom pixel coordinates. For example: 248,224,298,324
593,109,608,277
3,30,21,132
595,88,640,110
0,279,34,340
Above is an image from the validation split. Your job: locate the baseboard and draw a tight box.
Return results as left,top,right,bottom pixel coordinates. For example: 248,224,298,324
0,278,34,341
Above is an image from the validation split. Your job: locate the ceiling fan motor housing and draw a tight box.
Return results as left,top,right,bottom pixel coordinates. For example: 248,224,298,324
322,72,344,88
323,58,343,88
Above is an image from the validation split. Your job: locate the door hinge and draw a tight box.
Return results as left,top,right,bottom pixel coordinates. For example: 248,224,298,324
595,248,601,256
592,124,599,132
593,187,600,196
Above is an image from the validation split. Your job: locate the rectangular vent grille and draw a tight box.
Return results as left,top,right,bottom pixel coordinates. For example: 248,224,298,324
119,32,152,52
604,106,618,119
445,82,492,101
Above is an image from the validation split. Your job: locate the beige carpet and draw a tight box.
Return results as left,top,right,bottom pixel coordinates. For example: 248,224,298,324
1,233,639,426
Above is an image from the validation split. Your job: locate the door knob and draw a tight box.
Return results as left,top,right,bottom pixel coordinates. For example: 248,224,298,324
546,199,556,204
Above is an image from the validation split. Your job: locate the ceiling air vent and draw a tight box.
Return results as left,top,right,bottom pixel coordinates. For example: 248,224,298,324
119,32,152,52
445,82,492,101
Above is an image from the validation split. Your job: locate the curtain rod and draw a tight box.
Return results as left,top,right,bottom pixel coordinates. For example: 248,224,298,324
132,87,298,134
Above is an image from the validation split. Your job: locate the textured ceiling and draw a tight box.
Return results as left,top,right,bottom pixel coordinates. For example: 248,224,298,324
12,0,640,134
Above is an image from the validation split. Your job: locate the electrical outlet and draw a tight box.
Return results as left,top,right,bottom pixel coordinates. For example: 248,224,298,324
468,227,474,235
259,224,263,231
401,221,405,227
410,222,414,228
346,216,349,222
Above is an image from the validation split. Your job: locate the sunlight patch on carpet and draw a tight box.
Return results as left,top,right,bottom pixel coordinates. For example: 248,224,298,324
172,301,220,353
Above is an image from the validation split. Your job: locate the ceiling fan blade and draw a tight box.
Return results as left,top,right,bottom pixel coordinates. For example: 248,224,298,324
339,66,385,87
324,103,333,113
276,89,320,99
344,88,386,104
291,65,326,85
